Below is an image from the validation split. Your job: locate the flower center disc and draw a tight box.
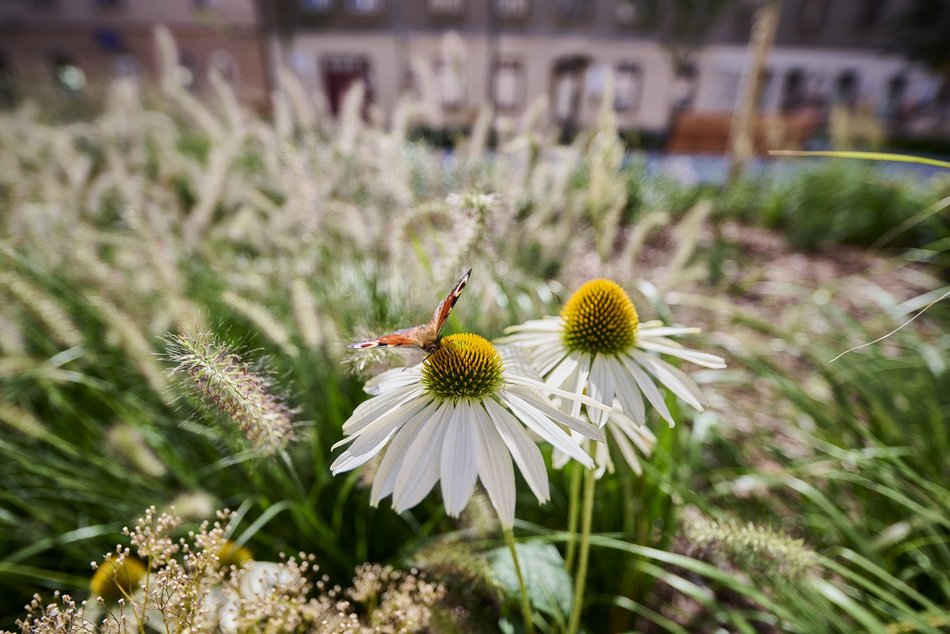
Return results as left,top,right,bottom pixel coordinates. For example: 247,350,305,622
561,279,639,355
422,334,504,401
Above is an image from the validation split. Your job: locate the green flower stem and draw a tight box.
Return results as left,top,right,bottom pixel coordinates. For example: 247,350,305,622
567,467,596,634
504,527,535,634
564,461,582,573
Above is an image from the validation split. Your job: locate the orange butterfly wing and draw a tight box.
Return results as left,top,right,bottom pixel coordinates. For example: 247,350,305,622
348,269,471,352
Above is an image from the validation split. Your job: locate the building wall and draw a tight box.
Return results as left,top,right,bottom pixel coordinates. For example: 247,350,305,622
0,0,269,104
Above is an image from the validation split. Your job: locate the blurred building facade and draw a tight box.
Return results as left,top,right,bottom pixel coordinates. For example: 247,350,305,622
268,0,948,142
0,0,947,143
0,0,269,103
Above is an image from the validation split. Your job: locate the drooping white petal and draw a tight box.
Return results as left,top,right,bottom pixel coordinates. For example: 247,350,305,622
472,403,517,527
482,397,550,502
621,355,675,426
504,373,613,413
341,385,424,436
609,423,643,476
364,366,423,395
504,387,605,442
593,437,611,478
503,317,563,334
440,403,480,517
370,399,440,505
632,351,705,412
637,326,701,338
333,391,427,451
568,356,591,418
392,401,452,512
637,340,726,369
545,354,580,391
500,391,595,468
587,354,615,427
605,357,644,425
330,396,430,473
534,342,570,377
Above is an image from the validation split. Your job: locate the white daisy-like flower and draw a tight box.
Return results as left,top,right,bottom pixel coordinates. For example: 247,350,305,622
502,279,725,473
331,333,607,528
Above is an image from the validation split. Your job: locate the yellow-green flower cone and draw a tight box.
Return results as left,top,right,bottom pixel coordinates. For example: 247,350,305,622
421,334,504,401
561,279,639,355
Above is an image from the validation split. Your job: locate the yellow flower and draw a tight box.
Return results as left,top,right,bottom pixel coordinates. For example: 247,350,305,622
90,556,147,603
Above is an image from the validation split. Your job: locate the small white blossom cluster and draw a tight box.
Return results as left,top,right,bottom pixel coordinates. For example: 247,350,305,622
3,507,446,634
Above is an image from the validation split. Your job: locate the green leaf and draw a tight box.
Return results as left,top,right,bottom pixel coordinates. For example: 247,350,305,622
487,542,572,620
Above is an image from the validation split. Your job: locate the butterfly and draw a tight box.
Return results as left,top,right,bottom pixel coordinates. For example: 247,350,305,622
348,269,472,354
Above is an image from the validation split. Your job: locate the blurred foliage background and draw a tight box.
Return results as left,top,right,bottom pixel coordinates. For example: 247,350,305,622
1,32,949,633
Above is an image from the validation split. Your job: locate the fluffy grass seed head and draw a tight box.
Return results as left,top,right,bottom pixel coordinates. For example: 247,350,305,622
166,331,296,455
561,279,639,355
685,516,818,580
421,334,504,401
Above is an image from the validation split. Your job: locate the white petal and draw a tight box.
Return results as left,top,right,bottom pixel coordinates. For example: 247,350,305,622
504,373,612,413
621,355,675,426
365,366,423,394
370,400,440,505
534,342,569,377
392,401,451,512
440,403,479,517
499,391,595,468
482,398,550,502
637,340,726,369
505,388,605,442
605,357,644,425
632,351,705,412
587,355,615,427
341,385,424,436
545,354,580,391
568,357,591,418
637,326,701,338
472,405,517,527
594,439,611,478
333,391,426,450
609,423,643,476
503,317,563,334
330,396,430,473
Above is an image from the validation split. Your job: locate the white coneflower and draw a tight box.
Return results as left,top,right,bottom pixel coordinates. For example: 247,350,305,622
504,280,724,634
331,333,606,528
503,279,724,474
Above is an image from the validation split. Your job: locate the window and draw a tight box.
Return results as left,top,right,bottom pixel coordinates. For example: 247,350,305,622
671,62,698,111
781,68,806,110
322,54,372,115
835,70,859,104
301,0,333,12
493,60,524,111
497,0,529,18
614,63,643,111
429,0,463,15
345,0,381,14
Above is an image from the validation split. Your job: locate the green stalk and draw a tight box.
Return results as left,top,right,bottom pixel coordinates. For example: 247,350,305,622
504,527,535,634
567,467,597,634
564,461,583,573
